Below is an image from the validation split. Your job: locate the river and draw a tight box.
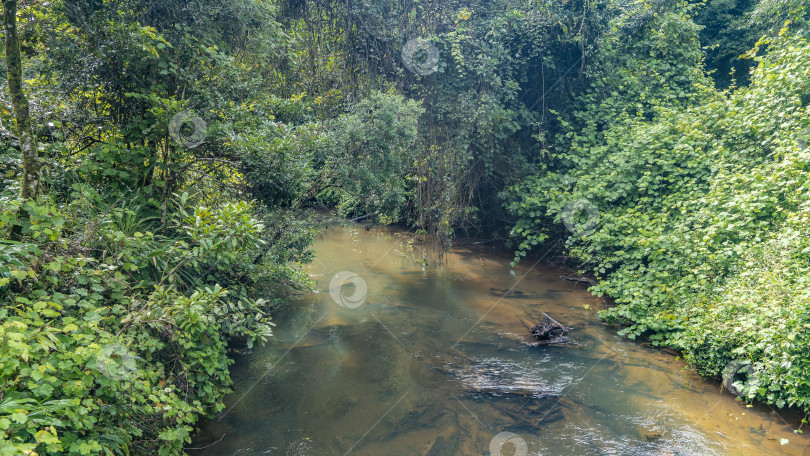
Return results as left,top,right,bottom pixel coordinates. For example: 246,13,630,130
189,222,808,455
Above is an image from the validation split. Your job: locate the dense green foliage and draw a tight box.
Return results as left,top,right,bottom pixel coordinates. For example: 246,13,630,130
1,1,307,454
506,6,810,420
2,0,810,453
0,0,430,452
510,29,810,406
0,196,296,455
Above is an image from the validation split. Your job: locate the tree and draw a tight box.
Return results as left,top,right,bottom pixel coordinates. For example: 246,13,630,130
3,0,39,200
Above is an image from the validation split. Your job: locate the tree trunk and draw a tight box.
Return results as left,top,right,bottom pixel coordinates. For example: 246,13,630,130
4,0,39,200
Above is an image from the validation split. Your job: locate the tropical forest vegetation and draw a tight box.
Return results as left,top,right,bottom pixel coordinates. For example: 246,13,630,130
0,0,808,454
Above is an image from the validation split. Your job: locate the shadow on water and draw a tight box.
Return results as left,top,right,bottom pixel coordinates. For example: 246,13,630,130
189,223,809,456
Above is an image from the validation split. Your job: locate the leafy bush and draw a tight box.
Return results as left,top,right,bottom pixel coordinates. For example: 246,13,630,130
0,192,304,455
508,30,810,413
317,92,424,222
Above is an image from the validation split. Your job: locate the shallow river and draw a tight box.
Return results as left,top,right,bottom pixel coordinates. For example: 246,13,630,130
190,223,808,456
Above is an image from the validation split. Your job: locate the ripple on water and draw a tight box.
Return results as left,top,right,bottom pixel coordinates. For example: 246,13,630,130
455,357,570,397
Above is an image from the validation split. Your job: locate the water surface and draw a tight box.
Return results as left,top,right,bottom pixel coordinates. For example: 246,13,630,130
190,223,808,455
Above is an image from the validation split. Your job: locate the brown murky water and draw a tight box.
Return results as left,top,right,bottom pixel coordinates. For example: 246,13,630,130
189,223,809,455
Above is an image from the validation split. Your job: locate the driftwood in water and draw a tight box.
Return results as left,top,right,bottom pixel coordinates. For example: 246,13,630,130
559,275,597,286
531,336,571,346
522,313,574,346
350,214,373,222
490,287,528,298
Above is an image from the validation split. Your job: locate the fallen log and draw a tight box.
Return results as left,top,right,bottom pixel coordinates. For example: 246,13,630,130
559,275,597,286
521,314,575,346
522,313,568,339
530,336,571,346
542,312,567,331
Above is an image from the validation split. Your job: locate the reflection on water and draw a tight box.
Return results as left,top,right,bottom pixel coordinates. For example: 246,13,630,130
189,224,808,456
